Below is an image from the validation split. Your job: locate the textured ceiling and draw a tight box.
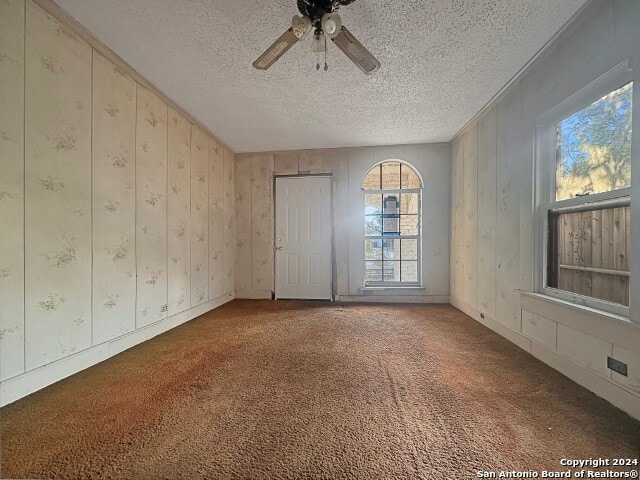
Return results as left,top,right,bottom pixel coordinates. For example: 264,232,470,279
54,0,588,152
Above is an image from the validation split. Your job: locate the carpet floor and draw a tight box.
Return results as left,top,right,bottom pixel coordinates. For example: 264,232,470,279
1,300,638,479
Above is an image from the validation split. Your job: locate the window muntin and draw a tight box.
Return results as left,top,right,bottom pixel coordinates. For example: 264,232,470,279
555,82,632,201
363,161,422,285
540,79,633,314
363,161,422,190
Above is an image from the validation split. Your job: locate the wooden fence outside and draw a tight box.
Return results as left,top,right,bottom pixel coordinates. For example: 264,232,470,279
556,206,630,306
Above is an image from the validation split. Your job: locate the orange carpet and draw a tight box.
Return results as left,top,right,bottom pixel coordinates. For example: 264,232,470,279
1,300,638,479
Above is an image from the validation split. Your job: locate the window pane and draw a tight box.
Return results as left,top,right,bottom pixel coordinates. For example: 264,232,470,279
362,165,381,190
400,164,421,189
383,261,400,281
548,205,630,306
400,215,419,236
365,194,382,215
381,162,401,189
383,239,400,260
401,239,418,260
556,82,633,201
401,261,418,282
365,239,382,260
383,218,399,235
365,215,382,236
363,161,422,285
383,194,400,212
382,194,400,235
400,193,419,214
366,261,383,282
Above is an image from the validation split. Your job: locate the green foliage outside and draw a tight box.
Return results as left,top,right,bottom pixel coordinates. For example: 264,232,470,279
556,82,633,200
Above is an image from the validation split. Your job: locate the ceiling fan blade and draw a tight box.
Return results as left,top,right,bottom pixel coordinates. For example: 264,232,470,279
331,26,380,74
253,28,299,70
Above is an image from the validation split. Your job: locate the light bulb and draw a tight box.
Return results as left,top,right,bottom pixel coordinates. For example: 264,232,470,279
321,13,342,39
324,19,337,35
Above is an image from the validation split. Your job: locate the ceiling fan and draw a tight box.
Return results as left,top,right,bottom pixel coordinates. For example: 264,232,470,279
252,0,380,75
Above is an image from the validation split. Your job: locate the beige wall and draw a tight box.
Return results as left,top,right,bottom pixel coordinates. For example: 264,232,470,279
0,0,235,404
235,144,451,302
450,0,640,419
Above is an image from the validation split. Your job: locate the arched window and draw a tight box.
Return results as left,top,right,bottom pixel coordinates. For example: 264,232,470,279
362,161,422,285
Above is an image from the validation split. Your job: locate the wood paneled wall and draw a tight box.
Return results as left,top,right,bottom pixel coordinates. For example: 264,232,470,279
190,128,210,307
135,86,168,327
0,0,26,380
24,1,93,368
449,0,640,416
209,141,225,299
0,0,235,383
92,50,137,343
167,109,192,317
234,145,451,301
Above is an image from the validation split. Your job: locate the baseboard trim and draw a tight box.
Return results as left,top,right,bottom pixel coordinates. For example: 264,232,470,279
449,296,532,352
530,341,640,420
337,294,450,304
0,292,235,407
235,290,273,299
449,295,640,420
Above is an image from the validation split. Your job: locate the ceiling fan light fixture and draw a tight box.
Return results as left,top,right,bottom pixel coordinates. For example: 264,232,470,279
291,15,312,40
311,31,326,53
321,13,342,39
252,1,380,74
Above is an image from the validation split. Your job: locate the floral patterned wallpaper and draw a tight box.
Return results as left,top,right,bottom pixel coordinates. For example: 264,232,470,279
136,85,168,327
234,154,275,294
0,0,25,380
250,157,274,292
209,139,225,299
223,149,236,294
191,127,209,306
0,0,236,382
234,155,253,292
168,108,191,317
24,0,93,369
92,50,137,343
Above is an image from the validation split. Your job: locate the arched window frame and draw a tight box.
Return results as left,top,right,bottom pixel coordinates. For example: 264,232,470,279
362,160,423,286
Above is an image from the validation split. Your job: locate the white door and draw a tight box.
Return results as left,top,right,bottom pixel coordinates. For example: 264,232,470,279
275,176,332,300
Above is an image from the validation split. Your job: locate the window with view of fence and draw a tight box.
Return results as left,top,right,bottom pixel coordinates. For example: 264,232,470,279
548,205,630,306
539,76,632,314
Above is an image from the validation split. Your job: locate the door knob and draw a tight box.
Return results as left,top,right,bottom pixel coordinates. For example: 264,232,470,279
276,246,283,251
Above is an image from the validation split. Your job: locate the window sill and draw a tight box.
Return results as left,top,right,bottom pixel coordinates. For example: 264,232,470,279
521,291,630,322
519,291,640,352
359,286,426,296
540,287,629,318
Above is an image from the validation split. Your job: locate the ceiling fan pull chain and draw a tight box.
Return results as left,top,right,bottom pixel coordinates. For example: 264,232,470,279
324,36,328,71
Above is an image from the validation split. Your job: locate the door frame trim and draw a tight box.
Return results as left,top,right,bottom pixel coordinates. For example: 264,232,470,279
272,174,335,300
